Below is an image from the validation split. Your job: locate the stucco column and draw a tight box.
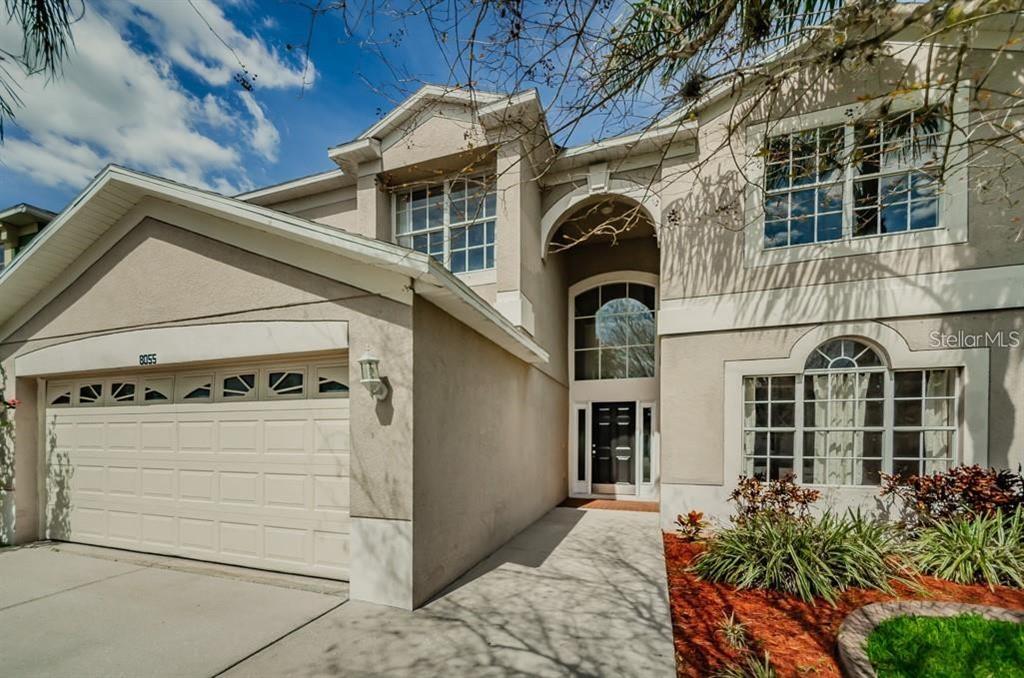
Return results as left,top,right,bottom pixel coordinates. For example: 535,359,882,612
355,160,390,242
346,310,417,609
11,375,40,544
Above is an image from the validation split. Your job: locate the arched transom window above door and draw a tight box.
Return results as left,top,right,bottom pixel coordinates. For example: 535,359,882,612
573,282,656,380
742,337,959,486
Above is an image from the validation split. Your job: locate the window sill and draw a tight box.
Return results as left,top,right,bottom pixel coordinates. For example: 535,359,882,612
455,268,497,286
746,223,965,267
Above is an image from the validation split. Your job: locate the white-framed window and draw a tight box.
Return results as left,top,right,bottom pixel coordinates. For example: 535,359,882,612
109,380,137,404
219,371,257,401
265,367,306,399
314,365,349,397
746,81,969,265
41,362,348,408
77,382,103,406
143,377,173,403
742,338,960,486
572,282,656,380
177,374,213,402
47,383,73,407
393,175,496,274
763,108,945,249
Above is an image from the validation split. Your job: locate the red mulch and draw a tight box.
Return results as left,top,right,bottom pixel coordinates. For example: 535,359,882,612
663,532,1024,677
559,498,660,512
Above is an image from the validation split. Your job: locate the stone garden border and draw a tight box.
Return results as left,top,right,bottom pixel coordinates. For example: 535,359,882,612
836,601,1024,677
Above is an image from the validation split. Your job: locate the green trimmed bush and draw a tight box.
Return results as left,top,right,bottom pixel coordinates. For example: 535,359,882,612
692,511,905,604
910,507,1024,588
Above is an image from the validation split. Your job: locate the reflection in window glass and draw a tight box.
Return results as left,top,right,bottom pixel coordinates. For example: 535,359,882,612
395,175,496,273
573,282,656,381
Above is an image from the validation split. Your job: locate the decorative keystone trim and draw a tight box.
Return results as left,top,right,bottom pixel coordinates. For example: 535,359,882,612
836,601,1024,678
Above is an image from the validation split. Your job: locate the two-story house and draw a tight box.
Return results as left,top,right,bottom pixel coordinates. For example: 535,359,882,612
1,22,1021,610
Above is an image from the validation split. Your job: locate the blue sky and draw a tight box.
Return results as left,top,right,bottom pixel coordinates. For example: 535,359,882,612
0,0,471,211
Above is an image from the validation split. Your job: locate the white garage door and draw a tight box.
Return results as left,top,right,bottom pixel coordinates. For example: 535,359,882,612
44,359,351,580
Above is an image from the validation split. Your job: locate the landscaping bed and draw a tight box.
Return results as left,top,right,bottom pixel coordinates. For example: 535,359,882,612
663,535,1024,677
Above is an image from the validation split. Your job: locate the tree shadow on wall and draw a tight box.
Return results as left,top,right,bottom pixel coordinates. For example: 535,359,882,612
45,415,73,541
0,409,12,544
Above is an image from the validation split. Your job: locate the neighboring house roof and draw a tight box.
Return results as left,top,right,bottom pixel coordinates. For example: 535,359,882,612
0,203,57,228
0,165,548,365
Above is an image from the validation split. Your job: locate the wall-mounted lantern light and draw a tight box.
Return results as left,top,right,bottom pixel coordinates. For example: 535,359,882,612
358,350,389,401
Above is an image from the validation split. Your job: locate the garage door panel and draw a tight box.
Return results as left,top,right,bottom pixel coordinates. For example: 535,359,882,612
45,362,351,579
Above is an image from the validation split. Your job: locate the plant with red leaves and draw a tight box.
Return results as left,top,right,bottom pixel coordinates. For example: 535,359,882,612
881,465,1024,526
729,475,821,525
675,510,707,542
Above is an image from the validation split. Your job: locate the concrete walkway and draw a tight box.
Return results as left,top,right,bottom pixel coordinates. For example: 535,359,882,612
226,507,675,677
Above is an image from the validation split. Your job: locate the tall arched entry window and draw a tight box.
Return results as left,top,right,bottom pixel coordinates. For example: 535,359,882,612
569,273,659,500
573,282,656,380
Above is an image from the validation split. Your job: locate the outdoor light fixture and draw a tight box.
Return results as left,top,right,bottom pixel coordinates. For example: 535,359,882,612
358,350,389,401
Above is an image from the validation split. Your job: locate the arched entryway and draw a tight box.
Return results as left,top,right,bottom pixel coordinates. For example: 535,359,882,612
546,193,661,501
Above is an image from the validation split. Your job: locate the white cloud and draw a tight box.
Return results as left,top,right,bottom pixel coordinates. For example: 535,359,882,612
237,91,280,162
0,1,310,197
103,0,313,90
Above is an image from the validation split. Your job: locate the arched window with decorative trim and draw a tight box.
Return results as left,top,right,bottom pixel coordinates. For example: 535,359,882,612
742,337,958,486
573,282,656,380
802,339,887,485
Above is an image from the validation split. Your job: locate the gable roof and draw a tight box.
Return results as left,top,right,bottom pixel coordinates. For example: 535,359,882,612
0,203,57,228
0,165,547,364
358,85,508,142
327,85,556,171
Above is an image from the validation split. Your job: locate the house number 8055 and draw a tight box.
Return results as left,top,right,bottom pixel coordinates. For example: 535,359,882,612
138,353,158,366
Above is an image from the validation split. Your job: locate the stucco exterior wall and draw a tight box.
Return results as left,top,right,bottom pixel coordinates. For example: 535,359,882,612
0,217,416,543
411,298,567,606
657,46,1024,302
659,310,1024,526
259,187,359,233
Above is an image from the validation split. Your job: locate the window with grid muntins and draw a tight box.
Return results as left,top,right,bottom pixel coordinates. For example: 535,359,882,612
394,175,496,273
762,106,946,250
853,109,943,237
802,340,887,485
573,282,656,381
743,375,797,481
764,126,845,248
892,369,957,477
742,339,960,486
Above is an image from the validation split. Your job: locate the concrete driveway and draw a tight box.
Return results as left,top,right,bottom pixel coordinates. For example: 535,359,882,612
0,543,347,678
1,506,674,678
226,507,675,677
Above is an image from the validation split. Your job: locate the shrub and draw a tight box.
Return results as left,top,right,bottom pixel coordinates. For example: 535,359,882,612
675,510,708,542
692,511,905,604
729,475,821,524
712,651,776,678
881,465,1024,526
717,611,747,650
910,507,1024,588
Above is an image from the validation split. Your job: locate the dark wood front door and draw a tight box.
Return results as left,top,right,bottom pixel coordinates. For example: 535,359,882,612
592,401,636,487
